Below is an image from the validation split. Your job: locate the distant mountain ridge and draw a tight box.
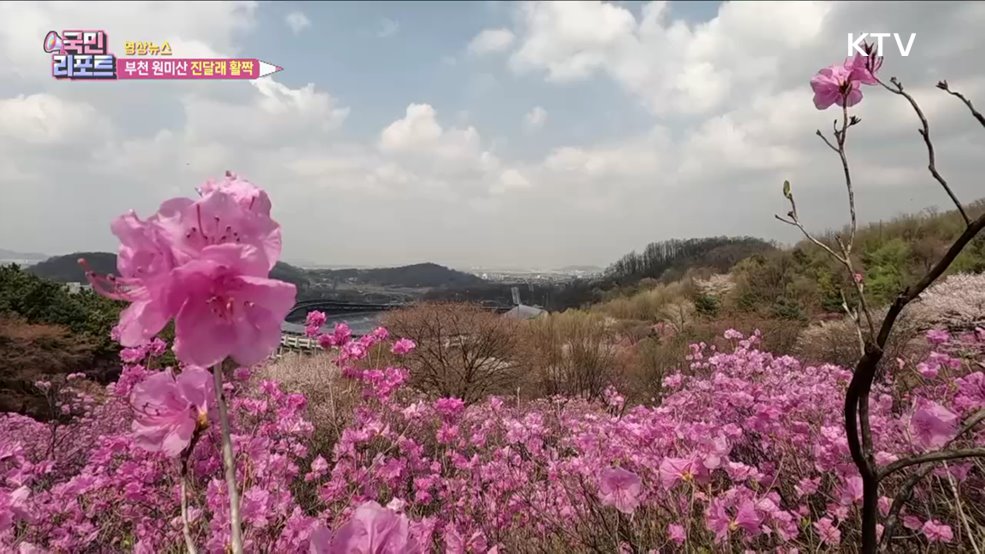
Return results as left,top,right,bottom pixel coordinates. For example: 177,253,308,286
27,252,311,290
308,262,484,288
26,253,480,291
0,248,48,261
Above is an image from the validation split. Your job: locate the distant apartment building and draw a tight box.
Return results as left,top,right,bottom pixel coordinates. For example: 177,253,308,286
64,282,93,294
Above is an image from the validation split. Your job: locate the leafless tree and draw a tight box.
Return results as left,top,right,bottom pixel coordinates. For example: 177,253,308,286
775,49,985,553
382,302,522,404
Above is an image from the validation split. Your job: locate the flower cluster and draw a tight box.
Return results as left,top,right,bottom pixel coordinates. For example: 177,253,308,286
84,172,296,368
2,322,982,552
303,329,983,552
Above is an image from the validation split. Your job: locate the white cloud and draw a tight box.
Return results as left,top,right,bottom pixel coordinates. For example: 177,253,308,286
182,79,350,146
491,168,532,195
284,10,311,34
0,94,110,145
523,106,547,130
468,28,515,55
378,18,399,38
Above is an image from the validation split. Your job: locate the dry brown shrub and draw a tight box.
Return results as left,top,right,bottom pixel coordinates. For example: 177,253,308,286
0,314,100,419
382,302,522,404
793,308,926,371
517,310,635,400
593,280,693,321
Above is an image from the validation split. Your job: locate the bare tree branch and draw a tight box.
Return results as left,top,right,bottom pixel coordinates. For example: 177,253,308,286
876,76,970,225
879,448,985,481
880,409,985,546
938,80,985,129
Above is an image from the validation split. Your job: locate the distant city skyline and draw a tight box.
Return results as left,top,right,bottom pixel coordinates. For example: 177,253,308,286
1,2,984,268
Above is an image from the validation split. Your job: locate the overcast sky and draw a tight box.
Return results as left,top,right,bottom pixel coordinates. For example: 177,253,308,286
1,1,983,270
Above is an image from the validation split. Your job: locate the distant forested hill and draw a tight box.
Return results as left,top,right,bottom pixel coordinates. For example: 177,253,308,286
28,252,117,282
604,237,777,285
28,252,311,290
308,262,485,288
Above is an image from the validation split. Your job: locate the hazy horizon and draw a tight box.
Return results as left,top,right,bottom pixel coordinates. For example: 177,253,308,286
2,2,984,269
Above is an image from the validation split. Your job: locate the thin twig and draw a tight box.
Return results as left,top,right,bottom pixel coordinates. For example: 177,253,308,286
877,76,970,225
837,103,858,253
879,447,985,480
179,428,203,554
180,473,199,554
213,361,244,554
943,461,982,554
879,409,985,481
881,409,985,545
775,215,847,264
938,80,985,129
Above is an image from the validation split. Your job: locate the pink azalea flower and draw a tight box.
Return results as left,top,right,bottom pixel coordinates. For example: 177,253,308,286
391,338,416,355
910,401,958,449
598,467,642,515
902,514,923,530
305,311,327,336
844,46,882,86
705,499,731,543
198,171,272,217
921,520,953,543
667,523,686,545
916,362,938,379
309,501,422,554
734,500,762,536
168,244,296,367
813,517,841,546
120,346,146,364
659,456,697,488
839,475,864,505
130,368,213,457
926,328,951,346
434,397,466,419
85,206,181,346
148,337,168,356
810,63,863,110
159,187,282,272
0,486,31,533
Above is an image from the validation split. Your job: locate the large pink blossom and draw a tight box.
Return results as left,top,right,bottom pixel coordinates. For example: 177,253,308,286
910,401,958,449
167,243,296,367
88,176,292,360
810,63,863,110
0,486,30,533
157,186,282,272
844,47,882,85
198,171,273,217
84,202,183,346
598,467,642,515
129,367,213,457
309,501,422,554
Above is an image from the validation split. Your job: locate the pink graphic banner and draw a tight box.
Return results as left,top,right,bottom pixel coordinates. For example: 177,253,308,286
116,58,277,80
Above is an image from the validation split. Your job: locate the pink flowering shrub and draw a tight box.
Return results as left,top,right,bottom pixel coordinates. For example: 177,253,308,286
299,328,983,551
2,322,983,552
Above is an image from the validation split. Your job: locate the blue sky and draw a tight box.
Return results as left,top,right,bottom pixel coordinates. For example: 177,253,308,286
251,1,693,158
1,2,984,269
